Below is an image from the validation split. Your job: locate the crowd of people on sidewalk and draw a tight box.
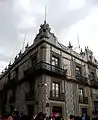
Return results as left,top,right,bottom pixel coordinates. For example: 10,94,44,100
0,110,98,120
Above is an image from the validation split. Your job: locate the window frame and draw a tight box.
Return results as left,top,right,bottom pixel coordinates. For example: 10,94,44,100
79,88,84,102
52,82,60,98
51,55,59,67
75,66,82,80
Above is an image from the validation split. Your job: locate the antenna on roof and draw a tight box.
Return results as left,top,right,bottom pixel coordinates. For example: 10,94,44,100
77,31,81,52
22,33,26,52
44,6,47,23
77,32,80,48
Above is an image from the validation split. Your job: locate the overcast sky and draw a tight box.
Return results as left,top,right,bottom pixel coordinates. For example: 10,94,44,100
0,0,98,72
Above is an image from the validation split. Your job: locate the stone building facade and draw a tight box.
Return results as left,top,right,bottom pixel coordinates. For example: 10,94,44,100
0,21,98,119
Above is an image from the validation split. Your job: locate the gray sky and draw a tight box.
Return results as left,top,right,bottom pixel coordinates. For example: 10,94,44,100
0,0,98,72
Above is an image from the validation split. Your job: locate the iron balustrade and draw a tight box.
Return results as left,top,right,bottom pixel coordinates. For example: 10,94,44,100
50,90,65,101
91,80,98,88
76,75,88,84
25,61,67,77
79,97,88,104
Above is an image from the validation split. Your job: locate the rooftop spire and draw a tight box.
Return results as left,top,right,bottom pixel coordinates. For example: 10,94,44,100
44,6,47,24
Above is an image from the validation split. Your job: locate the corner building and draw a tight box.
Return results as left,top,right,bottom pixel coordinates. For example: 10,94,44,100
0,21,98,119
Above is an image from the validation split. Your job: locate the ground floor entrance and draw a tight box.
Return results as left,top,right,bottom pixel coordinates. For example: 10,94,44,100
52,106,62,117
27,105,34,116
94,101,98,112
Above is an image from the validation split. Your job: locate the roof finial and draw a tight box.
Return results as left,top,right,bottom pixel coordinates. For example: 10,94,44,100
68,41,73,48
44,6,46,24
22,33,26,53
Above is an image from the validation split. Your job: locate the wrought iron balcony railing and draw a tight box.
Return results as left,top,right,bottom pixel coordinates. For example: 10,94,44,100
50,91,65,101
91,80,98,88
25,61,67,77
76,76,88,84
25,92,35,101
79,97,88,104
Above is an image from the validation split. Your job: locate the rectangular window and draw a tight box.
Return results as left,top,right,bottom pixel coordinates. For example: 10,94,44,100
79,88,84,102
52,56,59,67
76,66,82,80
52,82,60,98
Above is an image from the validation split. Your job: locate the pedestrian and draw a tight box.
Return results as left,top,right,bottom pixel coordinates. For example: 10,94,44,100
69,115,75,120
8,116,13,120
13,111,20,120
34,112,46,120
0,115,2,120
80,113,90,120
92,111,98,120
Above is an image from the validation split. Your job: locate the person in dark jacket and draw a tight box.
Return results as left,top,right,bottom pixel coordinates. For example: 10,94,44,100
80,113,90,120
13,111,20,120
34,112,46,120
92,111,98,120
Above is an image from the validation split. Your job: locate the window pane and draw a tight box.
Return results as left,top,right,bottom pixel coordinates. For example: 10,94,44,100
52,61,55,66
52,83,55,90
56,90,59,97
79,88,83,96
52,91,55,97
76,66,81,80
52,82,60,97
52,56,59,66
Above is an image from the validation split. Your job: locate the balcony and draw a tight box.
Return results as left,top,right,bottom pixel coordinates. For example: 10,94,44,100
91,80,98,88
24,61,67,78
76,76,88,84
9,96,15,104
87,60,97,68
25,92,35,101
79,97,88,104
50,91,65,101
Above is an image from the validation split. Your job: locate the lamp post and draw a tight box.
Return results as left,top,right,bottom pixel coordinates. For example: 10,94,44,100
38,83,47,112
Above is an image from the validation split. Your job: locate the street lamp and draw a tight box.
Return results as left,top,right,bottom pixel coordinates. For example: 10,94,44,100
38,83,47,87
38,83,47,112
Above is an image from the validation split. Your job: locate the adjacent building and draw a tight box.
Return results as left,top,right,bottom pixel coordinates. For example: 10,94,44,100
0,21,98,119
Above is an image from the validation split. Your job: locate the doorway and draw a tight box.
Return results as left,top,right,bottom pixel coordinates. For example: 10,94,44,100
52,106,62,117
27,105,34,116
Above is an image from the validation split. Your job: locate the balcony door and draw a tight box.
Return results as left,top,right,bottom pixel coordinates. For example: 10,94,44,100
52,82,60,98
79,88,84,102
76,66,82,80
27,105,34,116
94,101,98,112
52,56,59,72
